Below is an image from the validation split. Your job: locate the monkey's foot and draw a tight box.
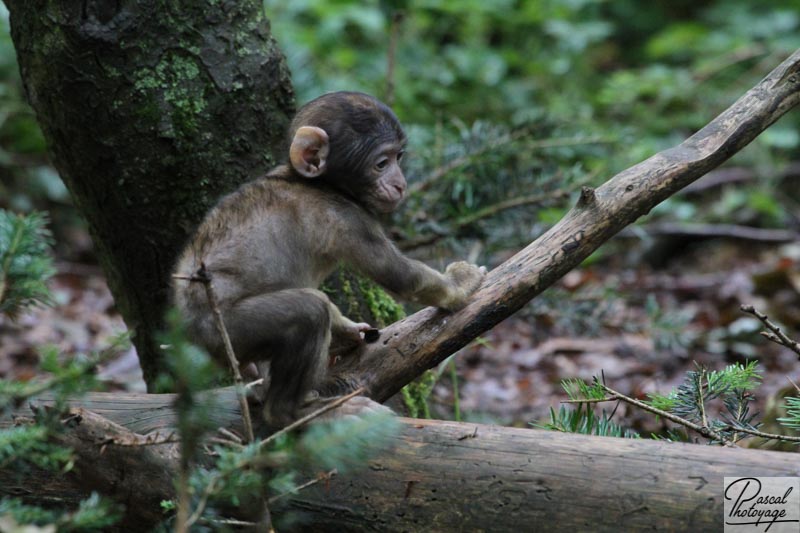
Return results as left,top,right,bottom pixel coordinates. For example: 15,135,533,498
339,321,373,342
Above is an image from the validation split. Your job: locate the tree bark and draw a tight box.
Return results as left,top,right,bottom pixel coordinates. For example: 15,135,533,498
5,0,295,387
288,419,798,532
3,392,797,531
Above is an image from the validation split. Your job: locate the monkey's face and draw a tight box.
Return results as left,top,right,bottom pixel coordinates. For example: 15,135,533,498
362,142,406,213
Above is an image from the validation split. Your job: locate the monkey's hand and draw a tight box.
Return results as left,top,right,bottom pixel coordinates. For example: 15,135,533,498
334,317,372,342
441,261,487,311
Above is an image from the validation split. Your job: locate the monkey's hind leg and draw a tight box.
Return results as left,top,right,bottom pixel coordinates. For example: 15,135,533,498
222,289,333,427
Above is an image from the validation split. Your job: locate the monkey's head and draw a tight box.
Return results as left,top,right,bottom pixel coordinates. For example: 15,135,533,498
287,91,407,214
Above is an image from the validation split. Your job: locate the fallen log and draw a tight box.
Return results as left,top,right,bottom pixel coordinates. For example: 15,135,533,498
3,393,797,531
288,419,799,532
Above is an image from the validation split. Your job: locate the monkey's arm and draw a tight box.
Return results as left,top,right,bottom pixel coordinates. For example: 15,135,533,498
343,223,484,311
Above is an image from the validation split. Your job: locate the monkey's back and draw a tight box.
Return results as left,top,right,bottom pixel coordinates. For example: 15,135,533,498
172,173,352,316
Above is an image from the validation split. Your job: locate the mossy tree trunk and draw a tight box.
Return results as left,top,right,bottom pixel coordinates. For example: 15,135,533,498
5,0,295,388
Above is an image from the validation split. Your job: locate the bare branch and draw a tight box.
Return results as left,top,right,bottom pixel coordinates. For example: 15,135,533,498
721,424,800,443
620,222,797,243
339,48,800,403
741,304,800,357
384,11,403,106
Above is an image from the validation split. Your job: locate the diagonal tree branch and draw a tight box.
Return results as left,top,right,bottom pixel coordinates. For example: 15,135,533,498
336,48,800,402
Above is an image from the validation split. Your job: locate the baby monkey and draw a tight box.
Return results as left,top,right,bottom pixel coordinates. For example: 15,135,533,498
173,92,485,425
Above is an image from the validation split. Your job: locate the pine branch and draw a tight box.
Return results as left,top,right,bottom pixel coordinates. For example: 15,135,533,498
0,211,54,317
597,382,736,446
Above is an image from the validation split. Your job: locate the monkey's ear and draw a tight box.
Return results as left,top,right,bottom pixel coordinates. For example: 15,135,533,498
290,126,330,178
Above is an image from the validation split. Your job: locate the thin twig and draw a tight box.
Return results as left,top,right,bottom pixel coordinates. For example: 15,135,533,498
200,518,258,527
176,265,255,443
570,382,799,443
184,477,221,529
697,372,709,429
384,11,403,106
721,425,800,443
173,265,263,530
456,171,598,227
217,427,244,444
175,456,191,533
597,381,736,447
693,45,767,83
562,397,616,404
741,304,800,357
268,469,338,504
259,387,366,449
206,437,244,450
182,390,365,526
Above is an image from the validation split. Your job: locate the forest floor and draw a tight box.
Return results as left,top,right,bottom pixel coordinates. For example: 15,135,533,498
1,227,799,448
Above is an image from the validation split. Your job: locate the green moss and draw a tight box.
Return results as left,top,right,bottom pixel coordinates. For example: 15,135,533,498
233,9,267,57
401,371,437,419
358,277,405,327
132,54,206,139
322,269,357,318
320,269,404,327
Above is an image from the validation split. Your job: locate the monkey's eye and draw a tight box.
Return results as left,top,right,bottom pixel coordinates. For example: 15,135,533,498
397,150,405,162
375,157,390,171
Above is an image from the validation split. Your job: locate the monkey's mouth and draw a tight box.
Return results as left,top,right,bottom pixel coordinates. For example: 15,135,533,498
374,197,404,213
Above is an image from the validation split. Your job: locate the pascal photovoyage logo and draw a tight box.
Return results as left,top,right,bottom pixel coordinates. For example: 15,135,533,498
724,477,800,532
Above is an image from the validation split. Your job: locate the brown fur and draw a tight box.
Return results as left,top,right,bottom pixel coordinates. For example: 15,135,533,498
172,92,485,426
